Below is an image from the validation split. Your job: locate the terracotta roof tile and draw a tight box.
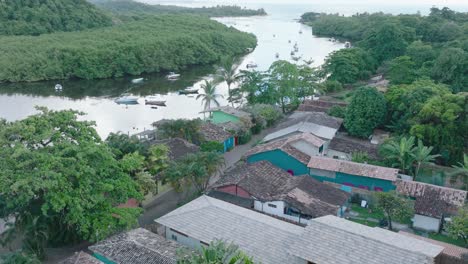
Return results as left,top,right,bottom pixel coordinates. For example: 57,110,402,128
396,180,467,207
59,251,102,264
149,138,199,161
200,122,232,142
414,188,449,218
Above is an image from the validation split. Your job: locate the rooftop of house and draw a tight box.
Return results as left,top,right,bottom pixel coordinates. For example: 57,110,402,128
395,180,467,207
60,251,103,264
414,187,450,218
327,134,380,160
246,133,325,165
399,231,468,262
201,106,251,119
199,122,232,142
148,138,199,161
88,228,180,264
289,215,444,264
308,156,399,181
297,99,348,113
263,112,342,142
214,161,350,217
156,195,304,264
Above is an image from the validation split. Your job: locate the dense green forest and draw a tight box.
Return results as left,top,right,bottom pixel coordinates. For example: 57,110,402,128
0,15,256,82
0,0,113,36
91,0,267,18
300,7,467,165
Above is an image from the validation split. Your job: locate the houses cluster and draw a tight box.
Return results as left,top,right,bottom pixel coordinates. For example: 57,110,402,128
65,100,467,264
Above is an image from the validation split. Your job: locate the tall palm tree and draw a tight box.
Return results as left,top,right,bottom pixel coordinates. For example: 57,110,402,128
216,57,241,106
412,140,440,180
197,80,223,115
380,136,416,174
448,154,468,190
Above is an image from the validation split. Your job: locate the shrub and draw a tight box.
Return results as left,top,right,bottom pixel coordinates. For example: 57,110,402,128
238,130,252,145
200,141,224,153
327,105,347,118
323,80,343,93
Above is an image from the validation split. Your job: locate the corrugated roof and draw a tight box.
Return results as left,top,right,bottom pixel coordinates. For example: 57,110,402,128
59,251,103,264
328,134,380,160
308,156,399,181
89,228,180,264
156,195,304,264
288,215,444,264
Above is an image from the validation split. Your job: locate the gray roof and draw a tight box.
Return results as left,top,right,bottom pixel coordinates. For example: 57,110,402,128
289,215,444,264
156,195,304,264
59,251,103,264
200,122,232,142
328,134,380,160
297,99,348,113
214,161,350,217
149,138,199,161
263,112,342,142
89,228,180,264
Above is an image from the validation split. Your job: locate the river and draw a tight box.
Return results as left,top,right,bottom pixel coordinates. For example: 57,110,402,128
2,1,466,138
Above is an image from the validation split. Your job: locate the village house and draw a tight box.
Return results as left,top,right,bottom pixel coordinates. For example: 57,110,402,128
88,228,180,264
199,122,235,152
308,156,399,192
297,99,348,113
262,111,343,143
148,137,199,161
201,106,251,125
155,196,444,264
396,180,467,233
60,251,103,264
212,160,350,224
246,132,325,175
325,133,381,160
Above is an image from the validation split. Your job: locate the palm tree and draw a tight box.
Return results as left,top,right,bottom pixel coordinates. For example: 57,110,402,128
448,154,468,190
412,140,440,180
177,240,254,264
197,80,223,115
380,136,416,174
216,57,241,106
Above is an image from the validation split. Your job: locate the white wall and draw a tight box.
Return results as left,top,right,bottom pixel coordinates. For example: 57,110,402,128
165,226,203,249
309,168,336,179
290,140,321,157
254,200,285,216
324,149,351,160
413,214,441,232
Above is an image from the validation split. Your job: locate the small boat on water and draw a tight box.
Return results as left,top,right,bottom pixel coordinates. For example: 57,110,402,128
290,51,295,56
115,93,139,104
55,84,63,91
246,62,258,68
246,47,254,52
299,30,303,34
166,72,180,80
275,53,279,58
145,96,166,106
151,106,158,109
179,87,199,95
288,40,291,43
132,78,144,84
344,41,351,48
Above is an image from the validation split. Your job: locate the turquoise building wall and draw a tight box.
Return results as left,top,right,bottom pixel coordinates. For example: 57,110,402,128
310,172,396,192
247,149,309,175
224,137,235,152
211,111,240,124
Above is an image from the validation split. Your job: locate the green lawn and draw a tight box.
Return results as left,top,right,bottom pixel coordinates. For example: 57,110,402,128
348,218,379,227
428,233,467,248
351,204,385,219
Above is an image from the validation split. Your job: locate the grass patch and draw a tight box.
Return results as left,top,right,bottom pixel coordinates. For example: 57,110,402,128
351,204,385,219
428,233,467,248
348,218,379,227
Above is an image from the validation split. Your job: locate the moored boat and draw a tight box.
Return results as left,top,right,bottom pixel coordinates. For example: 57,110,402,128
246,61,258,68
179,87,199,95
115,93,139,104
166,72,180,80
132,78,144,84
55,84,63,91
145,96,166,106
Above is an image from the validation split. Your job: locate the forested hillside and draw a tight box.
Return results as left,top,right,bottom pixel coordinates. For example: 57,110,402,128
91,0,267,17
0,15,256,82
0,0,113,36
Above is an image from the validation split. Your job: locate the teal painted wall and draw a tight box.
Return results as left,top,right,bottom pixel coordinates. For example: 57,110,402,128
310,172,396,192
211,111,240,124
247,149,309,175
224,137,235,152
92,253,116,264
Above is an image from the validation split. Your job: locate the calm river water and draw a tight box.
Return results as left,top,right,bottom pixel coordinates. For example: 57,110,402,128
2,1,466,138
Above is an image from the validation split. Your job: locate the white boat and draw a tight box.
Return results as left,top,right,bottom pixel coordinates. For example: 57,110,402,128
246,48,254,52
345,41,351,48
246,62,258,68
166,72,180,80
55,84,63,91
115,93,139,104
145,96,166,106
299,30,303,34
132,78,144,84
275,53,279,58
179,87,199,94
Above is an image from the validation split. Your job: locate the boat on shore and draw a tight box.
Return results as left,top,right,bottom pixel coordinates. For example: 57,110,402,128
55,84,63,91
246,61,258,68
132,78,144,84
179,87,199,95
145,96,166,106
166,72,180,80
115,93,139,104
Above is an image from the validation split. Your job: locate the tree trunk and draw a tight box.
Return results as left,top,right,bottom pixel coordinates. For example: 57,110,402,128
414,162,421,181
281,98,285,113
388,214,393,231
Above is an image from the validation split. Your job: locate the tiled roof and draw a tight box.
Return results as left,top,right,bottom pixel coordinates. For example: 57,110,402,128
399,231,468,263
202,106,251,119
149,138,199,161
156,195,304,264
414,187,449,218
285,111,344,129
199,122,232,142
59,251,102,264
89,228,180,264
289,215,444,264
297,99,348,113
396,180,467,207
308,156,399,181
246,133,324,165
214,161,350,217
328,134,380,160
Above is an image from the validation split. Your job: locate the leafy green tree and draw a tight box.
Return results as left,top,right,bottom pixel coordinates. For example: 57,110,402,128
431,47,468,92
0,251,41,264
379,136,416,174
406,41,435,67
268,60,301,113
344,87,387,138
177,240,254,264
0,108,142,259
106,132,149,159
200,141,224,153
447,206,468,247
387,56,417,85
147,144,170,175
351,152,371,164
361,22,410,63
243,104,283,129
197,80,223,113
238,70,270,105
154,119,203,145
327,105,347,118
412,140,440,180
322,48,375,84
448,154,468,191
216,57,242,106
374,192,414,231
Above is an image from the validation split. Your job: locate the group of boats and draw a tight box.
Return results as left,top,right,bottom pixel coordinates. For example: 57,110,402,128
115,93,167,107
